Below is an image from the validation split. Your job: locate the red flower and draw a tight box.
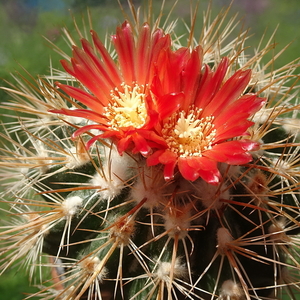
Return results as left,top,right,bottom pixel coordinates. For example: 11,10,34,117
51,20,265,185
147,49,266,184
50,21,169,156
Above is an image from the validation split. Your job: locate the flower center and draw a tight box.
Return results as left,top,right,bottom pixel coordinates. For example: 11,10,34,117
104,82,147,129
162,107,216,157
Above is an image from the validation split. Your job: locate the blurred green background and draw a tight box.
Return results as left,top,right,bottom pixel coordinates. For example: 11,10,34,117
0,0,299,299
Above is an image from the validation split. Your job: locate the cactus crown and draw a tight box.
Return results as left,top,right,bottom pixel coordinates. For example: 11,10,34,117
1,1,300,300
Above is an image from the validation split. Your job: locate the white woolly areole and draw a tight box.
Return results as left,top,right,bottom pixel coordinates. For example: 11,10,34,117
165,176,196,202
218,280,244,300
33,139,53,172
91,147,132,199
271,156,292,174
80,256,108,281
130,165,165,208
61,196,83,217
164,208,191,239
268,220,287,241
282,118,300,136
65,146,90,169
252,107,274,124
194,180,230,210
156,258,187,282
110,216,135,246
218,163,241,180
217,227,233,254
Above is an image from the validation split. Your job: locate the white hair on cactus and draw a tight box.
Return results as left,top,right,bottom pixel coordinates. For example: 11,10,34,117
32,139,53,172
64,145,90,169
194,180,230,210
165,175,196,202
109,215,136,246
91,146,133,199
156,258,187,282
217,227,233,254
61,196,83,217
80,256,108,279
271,156,291,174
50,256,108,300
163,206,191,240
218,163,242,180
130,165,165,208
268,219,287,241
282,118,300,136
218,280,245,300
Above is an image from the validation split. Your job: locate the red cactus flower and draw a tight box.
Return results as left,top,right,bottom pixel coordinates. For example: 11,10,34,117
147,51,266,184
50,21,170,156
51,20,265,185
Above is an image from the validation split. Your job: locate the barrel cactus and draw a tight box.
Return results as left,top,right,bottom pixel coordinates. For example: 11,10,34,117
1,1,300,299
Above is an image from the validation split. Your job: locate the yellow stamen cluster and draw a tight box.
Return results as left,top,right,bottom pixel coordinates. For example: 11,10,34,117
104,82,148,129
162,107,216,157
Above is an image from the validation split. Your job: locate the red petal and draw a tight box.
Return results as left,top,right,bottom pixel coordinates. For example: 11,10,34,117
204,140,258,164
143,97,159,128
155,93,184,119
197,168,221,185
112,21,136,83
158,150,178,164
154,47,186,95
163,160,177,181
60,59,76,77
185,156,218,171
225,152,253,165
178,157,221,184
55,83,105,112
214,119,254,142
147,150,165,166
204,69,252,117
131,132,150,156
81,38,120,89
136,23,151,83
194,57,229,108
72,124,106,138
214,94,266,129
91,30,122,85
71,45,113,98
85,135,103,149
50,108,104,124
137,129,167,147
178,158,200,181
180,47,202,110
117,135,132,155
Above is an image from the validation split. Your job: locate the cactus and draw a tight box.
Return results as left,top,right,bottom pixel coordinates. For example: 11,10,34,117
1,1,300,299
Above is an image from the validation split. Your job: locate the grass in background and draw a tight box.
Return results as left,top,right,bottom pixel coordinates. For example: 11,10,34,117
0,0,299,299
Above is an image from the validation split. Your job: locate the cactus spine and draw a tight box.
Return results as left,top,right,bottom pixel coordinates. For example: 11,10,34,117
1,1,300,300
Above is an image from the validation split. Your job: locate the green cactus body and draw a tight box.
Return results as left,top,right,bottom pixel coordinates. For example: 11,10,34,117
1,1,300,300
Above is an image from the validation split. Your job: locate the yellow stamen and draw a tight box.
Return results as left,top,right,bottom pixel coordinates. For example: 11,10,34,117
162,107,216,157
104,82,147,129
